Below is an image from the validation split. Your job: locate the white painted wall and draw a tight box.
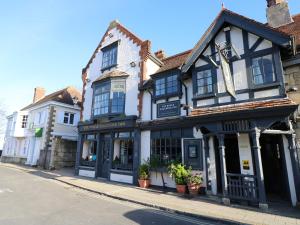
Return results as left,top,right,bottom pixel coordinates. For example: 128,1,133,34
208,136,217,195
82,27,142,121
110,173,133,184
237,134,254,175
140,130,150,163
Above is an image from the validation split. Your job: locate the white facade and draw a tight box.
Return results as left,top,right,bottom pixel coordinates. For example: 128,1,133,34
2,94,81,168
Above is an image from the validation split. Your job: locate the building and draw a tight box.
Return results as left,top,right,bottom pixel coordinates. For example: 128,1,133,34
2,86,82,169
76,0,300,208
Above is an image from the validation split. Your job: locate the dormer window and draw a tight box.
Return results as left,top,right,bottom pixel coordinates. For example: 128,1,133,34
154,72,180,98
101,42,118,70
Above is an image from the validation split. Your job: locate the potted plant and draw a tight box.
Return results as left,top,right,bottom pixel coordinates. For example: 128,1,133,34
186,173,203,195
138,162,150,188
168,163,190,193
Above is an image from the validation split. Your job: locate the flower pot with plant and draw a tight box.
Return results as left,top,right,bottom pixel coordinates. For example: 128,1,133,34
138,161,150,188
187,173,203,195
168,163,190,194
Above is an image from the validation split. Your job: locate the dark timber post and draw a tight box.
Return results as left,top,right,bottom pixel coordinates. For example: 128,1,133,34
203,135,211,192
94,133,101,179
251,128,267,209
75,134,83,176
217,134,229,205
286,133,300,202
133,128,141,185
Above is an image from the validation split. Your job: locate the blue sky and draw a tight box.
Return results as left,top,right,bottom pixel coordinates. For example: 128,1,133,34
0,0,299,114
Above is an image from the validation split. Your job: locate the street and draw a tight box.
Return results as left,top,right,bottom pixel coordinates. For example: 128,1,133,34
0,166,223,225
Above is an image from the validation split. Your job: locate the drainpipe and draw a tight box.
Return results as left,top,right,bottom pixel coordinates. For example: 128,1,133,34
147,89,153,120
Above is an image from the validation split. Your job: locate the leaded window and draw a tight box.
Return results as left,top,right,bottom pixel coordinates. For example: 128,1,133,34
196,70,213,95
93,80,126,116
251,54,275,85
94,83,110,116
155,78,165,96
151,138,182,165
102,43,118,69
154,73,179,97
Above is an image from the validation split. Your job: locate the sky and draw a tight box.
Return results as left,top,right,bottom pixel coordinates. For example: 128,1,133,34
0,0,300,115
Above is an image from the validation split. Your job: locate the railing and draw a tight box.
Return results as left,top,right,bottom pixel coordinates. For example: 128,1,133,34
226,173,259,202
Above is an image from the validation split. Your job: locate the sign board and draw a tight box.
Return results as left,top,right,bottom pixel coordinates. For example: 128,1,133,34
111,80,125,92
79,119,136,132
242,160,250,170
35,128,43,137
217,46,236,97
157,100,181,118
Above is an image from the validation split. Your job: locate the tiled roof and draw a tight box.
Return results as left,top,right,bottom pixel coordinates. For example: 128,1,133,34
154,50,192,74
93,70,129,83
277,14,300,50
190,98,297,117
21,87,82,110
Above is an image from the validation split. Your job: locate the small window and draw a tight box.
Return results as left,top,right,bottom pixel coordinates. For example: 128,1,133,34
102,43,118,69
21,115,28,128
63,112,75,125
196,70,213,95
251,54,275,85
93,83,110,116
155,73,179,97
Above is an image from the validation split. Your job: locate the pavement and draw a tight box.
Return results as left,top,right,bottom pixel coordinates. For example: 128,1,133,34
1,163,300,225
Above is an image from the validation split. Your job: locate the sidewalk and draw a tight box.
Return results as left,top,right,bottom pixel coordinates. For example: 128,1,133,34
1,163,300,225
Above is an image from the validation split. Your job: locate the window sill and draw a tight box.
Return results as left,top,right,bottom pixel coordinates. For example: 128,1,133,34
251,82,280,91
192,92,216,101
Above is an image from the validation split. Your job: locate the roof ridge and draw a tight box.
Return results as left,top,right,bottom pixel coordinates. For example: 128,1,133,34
162,49,192,61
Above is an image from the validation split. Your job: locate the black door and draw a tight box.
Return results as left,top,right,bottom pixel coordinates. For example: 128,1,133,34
260,134,289,201
98,137,110,178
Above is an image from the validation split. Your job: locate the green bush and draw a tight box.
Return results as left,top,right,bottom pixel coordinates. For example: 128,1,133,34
167,163,191,185
186,173,203,185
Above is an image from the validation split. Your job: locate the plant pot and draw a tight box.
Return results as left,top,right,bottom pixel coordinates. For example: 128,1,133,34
188,183,200,195
138,179,150,188
176,184,186,193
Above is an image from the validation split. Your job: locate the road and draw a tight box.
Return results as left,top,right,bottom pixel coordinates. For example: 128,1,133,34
0,165,224,225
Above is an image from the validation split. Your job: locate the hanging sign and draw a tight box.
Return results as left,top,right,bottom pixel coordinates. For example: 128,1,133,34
217,45,236,97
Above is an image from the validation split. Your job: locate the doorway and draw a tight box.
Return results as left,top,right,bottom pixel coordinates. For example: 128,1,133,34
260,134,289,201
224,135,241,174
98,136,110,178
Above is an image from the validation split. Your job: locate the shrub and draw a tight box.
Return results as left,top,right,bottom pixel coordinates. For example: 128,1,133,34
167,163,191,185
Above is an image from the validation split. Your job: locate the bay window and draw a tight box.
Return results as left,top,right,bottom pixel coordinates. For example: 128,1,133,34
93,79,126,117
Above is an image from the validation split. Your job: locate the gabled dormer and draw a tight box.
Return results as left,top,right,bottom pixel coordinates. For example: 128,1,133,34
181,9,293,109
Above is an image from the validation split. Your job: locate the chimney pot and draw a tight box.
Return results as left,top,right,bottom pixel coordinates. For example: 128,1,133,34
33,87,45,103
154,50,167,61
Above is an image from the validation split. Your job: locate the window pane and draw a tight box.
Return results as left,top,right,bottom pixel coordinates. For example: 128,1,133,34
197,70,213,95
252,54,275,85
93,83,110,116
166,74,178,94
155,78,165,96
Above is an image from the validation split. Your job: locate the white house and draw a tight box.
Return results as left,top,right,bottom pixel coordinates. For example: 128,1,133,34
2,86,82,169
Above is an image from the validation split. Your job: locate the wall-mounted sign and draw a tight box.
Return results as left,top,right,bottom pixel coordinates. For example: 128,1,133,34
35,128,43,137
157,100,181,118
79,119,136,132
242,160,250,170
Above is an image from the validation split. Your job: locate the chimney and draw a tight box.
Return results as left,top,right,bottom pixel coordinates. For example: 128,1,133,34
266,0,293,28
33,87,45,103
154,50,167,61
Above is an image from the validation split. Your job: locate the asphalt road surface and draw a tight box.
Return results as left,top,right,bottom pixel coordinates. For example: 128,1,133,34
0,165,225,225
